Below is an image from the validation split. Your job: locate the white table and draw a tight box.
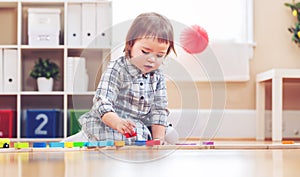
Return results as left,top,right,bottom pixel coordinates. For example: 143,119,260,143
256,69,300,141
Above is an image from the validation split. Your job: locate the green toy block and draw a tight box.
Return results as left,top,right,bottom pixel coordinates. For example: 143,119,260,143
73,142,85,147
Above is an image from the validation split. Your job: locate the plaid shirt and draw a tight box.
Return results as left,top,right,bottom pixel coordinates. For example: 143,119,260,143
79,56,169,142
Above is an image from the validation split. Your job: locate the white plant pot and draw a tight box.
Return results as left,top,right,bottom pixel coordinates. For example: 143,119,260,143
37,77,53,92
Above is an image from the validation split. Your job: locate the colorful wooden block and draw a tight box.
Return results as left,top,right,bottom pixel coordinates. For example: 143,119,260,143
49,142,64,148
114,141,125,147
135,140,146,146
106,140,114,146
73,142,85,148
0,138,10,148
64,142,74,148
282,141,295,144
14,142,29,149
146,139,160,146
33,142,47,148
202,141,214,145
98,141,107,147
86,142,98,147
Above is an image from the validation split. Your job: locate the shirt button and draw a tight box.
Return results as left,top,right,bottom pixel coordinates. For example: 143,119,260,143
140,96,144,100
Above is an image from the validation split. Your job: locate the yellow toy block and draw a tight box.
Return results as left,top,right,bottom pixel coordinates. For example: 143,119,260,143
64,142,74,148
0,138,10,148
114,141,125,147
14,142,29,149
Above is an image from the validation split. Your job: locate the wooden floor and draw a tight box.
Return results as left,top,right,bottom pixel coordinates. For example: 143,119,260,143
1,141,300,177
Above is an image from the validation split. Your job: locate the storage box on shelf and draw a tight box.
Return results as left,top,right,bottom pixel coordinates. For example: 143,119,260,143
0,0,112,140
27,8,61,46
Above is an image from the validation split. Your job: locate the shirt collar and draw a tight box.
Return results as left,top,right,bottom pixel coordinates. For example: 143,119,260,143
124,57,156,78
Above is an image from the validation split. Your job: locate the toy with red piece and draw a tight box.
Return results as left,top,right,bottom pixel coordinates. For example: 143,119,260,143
124,131,137,138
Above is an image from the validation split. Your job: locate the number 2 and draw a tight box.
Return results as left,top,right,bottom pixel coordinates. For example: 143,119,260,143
34,114,48,135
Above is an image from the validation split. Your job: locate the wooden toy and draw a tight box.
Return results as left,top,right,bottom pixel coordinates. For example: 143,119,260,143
33,142,47,148
124,131,137,138
14,142,29,149
0,138,10,148
86,142,98,148
135,140,146,146
202,141,214,145
49,142,64,148
282,140,295,144
114,141,125,147
64,142,74,148
73,142,85,148
146,139,160,146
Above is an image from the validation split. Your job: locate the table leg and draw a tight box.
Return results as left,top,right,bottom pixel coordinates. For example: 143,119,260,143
256,81,265,140
272,77,283,142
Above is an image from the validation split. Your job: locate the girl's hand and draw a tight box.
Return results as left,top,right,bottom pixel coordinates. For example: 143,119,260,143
116,119,136,135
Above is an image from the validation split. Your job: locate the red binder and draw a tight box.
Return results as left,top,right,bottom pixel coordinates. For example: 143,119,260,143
0,110,15,138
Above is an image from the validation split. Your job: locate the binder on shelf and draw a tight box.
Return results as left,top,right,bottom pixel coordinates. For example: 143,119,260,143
67,57,74,92
81,3,96,46
96,2,112,48
71,57,89,92
3,49,18,92
25,109,63,138
68,109,89,136
0,49,3,92
67,4,82,46
0,109,16,138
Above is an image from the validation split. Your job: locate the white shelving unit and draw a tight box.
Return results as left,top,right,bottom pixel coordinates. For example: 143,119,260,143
0,0,112,140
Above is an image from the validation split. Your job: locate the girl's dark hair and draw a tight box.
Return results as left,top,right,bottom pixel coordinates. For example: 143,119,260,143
124,12,176,58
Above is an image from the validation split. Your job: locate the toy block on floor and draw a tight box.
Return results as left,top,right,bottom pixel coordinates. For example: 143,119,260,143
106,140,114,146
202,141,214,145
14,142,29,149
0,138,10,148
73,142,85,148
49,142,64,148
33,142,47,148
135,140,146,146
86,142,98,148
146,139,160,146
114,141,125,147
64,142,74,148
282,141,295,144
98,141,107,147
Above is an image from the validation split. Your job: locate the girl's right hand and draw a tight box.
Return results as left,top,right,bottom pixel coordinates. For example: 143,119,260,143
116,119,136,135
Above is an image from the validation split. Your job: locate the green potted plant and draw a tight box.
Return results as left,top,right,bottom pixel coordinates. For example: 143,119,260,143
285,1,300,46
30,58,60,92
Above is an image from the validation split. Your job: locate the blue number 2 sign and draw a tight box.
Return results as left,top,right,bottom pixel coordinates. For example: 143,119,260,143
34,114,48,135
26,109,59,138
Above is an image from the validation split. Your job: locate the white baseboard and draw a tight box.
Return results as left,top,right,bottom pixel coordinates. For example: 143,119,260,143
168,109,300,139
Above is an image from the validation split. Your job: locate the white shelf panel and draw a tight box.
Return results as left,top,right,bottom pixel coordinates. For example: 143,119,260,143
66,91,95,95
0,45,18,48
0,92,18,95
21,45,65,49
21,91,65,95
